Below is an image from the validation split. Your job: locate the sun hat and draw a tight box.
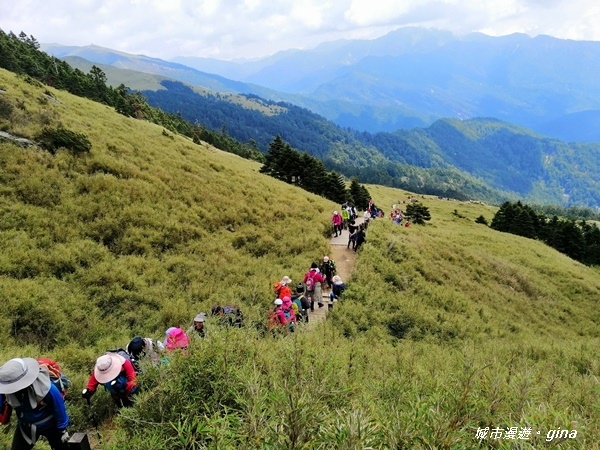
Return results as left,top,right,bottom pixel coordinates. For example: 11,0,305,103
274,298,283,305
332,275,342,283
94,353,125,384
323,256,329,262
0,358,40,394
165,327,189,350
194,313,207,322
281,276,292,284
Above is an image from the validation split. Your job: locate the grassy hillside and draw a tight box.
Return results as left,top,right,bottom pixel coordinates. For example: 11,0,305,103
0,68,598,449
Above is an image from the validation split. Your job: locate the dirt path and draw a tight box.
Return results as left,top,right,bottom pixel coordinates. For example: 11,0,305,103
307,217,363,326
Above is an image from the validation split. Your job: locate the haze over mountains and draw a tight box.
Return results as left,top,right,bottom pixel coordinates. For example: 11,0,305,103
40,27,600,210
43,27,600,142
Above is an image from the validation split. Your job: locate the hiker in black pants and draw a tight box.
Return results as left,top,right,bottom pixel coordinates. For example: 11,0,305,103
355,224,366,252
347,220,358,250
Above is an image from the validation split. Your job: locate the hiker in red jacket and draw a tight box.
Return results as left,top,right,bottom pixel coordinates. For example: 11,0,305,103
273,275,293,300
331,211,343,237
303,263,325,310
82,353,138,408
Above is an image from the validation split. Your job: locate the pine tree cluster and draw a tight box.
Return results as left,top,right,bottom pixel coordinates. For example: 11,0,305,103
491,201,600,265
260,136,371,208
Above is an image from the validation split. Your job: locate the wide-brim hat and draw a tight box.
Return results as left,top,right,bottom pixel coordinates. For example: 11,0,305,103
94,353,125,383
0,358,40,394
281,276,292,284
194,313,206,322
166,328,189,350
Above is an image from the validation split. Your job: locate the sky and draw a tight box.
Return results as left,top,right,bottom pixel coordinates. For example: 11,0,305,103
2,0,600,61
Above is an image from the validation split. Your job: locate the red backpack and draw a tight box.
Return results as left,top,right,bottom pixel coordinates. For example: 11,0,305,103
37,358,71,398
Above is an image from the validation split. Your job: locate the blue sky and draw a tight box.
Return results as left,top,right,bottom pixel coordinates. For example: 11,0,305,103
2,0,599,60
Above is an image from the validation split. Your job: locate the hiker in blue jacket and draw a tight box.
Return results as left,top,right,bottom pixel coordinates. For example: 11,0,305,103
0,357,70,449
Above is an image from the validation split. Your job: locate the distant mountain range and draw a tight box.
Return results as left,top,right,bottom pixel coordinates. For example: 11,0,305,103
43,27,600,142
39,29,600,209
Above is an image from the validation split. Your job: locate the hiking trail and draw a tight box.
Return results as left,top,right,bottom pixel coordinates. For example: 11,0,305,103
307,217,364,326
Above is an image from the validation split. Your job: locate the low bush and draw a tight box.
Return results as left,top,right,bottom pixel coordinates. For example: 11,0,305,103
38,126,92,154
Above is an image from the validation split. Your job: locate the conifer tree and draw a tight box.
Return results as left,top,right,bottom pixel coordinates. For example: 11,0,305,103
325,171,348,204
260,135,286,178
406,203,431,224
490,201,514,232
349,178,362,207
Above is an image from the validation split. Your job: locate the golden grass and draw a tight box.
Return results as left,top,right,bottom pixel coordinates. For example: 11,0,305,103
0,68,598,448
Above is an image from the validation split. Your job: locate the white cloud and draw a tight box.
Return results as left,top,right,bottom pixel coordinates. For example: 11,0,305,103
1,0,599,60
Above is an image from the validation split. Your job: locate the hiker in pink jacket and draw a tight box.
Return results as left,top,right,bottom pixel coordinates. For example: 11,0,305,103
331,211,343,237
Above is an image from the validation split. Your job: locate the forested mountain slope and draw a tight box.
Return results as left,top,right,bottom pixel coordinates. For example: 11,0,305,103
141,80,600,209
0,62,598,449
46,28,600,142
51,42,600,210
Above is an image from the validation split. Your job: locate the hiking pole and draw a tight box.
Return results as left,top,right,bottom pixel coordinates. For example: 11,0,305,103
83,391,102,443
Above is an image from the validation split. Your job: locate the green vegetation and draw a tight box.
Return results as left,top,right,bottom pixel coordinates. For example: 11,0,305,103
260,135,371,208
405,203,431,225
0,29,264,163
491,201,600,265
38,126,92,155
0,44,598,449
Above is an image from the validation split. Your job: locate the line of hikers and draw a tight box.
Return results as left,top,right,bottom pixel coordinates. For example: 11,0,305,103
0,304,245,449
332,205,370,252
268,257,346,333
0,271,344,449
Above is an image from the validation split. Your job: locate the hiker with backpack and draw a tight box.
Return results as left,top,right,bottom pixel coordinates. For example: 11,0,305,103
331,211,343,237
163,327,189,352
320,256,336,289
267,298,294,334
363,210,370,229
82,352,138,408
347,219,358,250
282,296,297,332
328,275,346,310
355,224,366,252
303,263,325,309
0,357,70,449
341,207,350,230
126,337,162,367
291,283,310,323
273,276,293,300
210,305,245,327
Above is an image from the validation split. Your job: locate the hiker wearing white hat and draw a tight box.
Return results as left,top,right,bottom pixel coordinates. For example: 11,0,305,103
188,312,207,338
0,357,70,449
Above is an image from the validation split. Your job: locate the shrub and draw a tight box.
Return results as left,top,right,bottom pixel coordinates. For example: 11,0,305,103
475,215,488,225
38,126,92,155
0,96,13,119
